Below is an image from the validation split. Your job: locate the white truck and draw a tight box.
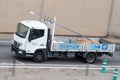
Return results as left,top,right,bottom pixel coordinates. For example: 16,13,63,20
11,15,115,64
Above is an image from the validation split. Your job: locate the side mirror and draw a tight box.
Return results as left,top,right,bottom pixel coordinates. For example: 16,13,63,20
28,29,33,42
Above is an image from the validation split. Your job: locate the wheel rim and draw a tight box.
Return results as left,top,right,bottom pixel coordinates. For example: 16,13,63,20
87,53,95,63
36,54,42,61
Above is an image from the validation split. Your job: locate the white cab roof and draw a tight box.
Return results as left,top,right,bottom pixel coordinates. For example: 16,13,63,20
20,20,48,29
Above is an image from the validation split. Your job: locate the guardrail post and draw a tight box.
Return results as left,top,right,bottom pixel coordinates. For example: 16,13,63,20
85,63,89,76
12,58,16,76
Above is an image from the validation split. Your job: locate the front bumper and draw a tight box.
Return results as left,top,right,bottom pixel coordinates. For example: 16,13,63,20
11,45,26,57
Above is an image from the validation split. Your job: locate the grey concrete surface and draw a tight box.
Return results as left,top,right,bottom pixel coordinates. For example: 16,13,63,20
0,68,119,80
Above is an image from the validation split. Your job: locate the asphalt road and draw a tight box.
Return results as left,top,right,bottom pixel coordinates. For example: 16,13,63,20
0,40,120,67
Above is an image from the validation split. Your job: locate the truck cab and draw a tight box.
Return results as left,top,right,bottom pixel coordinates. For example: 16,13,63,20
11,20,49,62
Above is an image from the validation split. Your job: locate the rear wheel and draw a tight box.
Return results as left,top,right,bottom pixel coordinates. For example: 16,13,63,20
85,53,97,64
33,52,45,63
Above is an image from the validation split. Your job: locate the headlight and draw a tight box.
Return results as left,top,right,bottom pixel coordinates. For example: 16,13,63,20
18,51,22,54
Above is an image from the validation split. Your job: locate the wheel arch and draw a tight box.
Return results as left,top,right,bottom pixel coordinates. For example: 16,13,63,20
83,52,97,58
34,49,48,60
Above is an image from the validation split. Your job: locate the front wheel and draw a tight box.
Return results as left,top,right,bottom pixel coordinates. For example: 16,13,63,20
85,52,97,64
33,52,45,63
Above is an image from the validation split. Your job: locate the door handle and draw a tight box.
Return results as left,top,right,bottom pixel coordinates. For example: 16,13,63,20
40,44,44,46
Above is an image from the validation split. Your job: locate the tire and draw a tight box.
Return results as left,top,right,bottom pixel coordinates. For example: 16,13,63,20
85,53,97,64
33,52,45,63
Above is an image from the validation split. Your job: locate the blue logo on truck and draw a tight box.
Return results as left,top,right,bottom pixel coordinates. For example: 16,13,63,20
91,44,100,50
102,44,108,50
59,43,80,50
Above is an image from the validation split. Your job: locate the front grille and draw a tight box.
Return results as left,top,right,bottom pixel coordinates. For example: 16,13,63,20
14,41,20,47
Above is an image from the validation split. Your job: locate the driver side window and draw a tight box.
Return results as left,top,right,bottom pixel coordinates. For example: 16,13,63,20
32,29,44,40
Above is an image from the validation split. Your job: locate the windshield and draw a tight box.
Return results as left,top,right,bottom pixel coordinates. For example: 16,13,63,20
16,23,29,38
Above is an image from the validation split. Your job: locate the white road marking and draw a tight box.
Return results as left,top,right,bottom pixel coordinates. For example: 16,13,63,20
15,60,25,64
0,41,11,43
0,51,10,52
0,65,119,70
0,63,119,69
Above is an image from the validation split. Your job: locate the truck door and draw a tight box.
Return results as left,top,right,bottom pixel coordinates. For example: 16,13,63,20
26,29,47,53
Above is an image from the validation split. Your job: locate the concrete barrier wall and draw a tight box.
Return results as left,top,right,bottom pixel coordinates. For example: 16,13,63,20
0,0,119,37
109,0,120,38
0,0,42,32
44,0,112,36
